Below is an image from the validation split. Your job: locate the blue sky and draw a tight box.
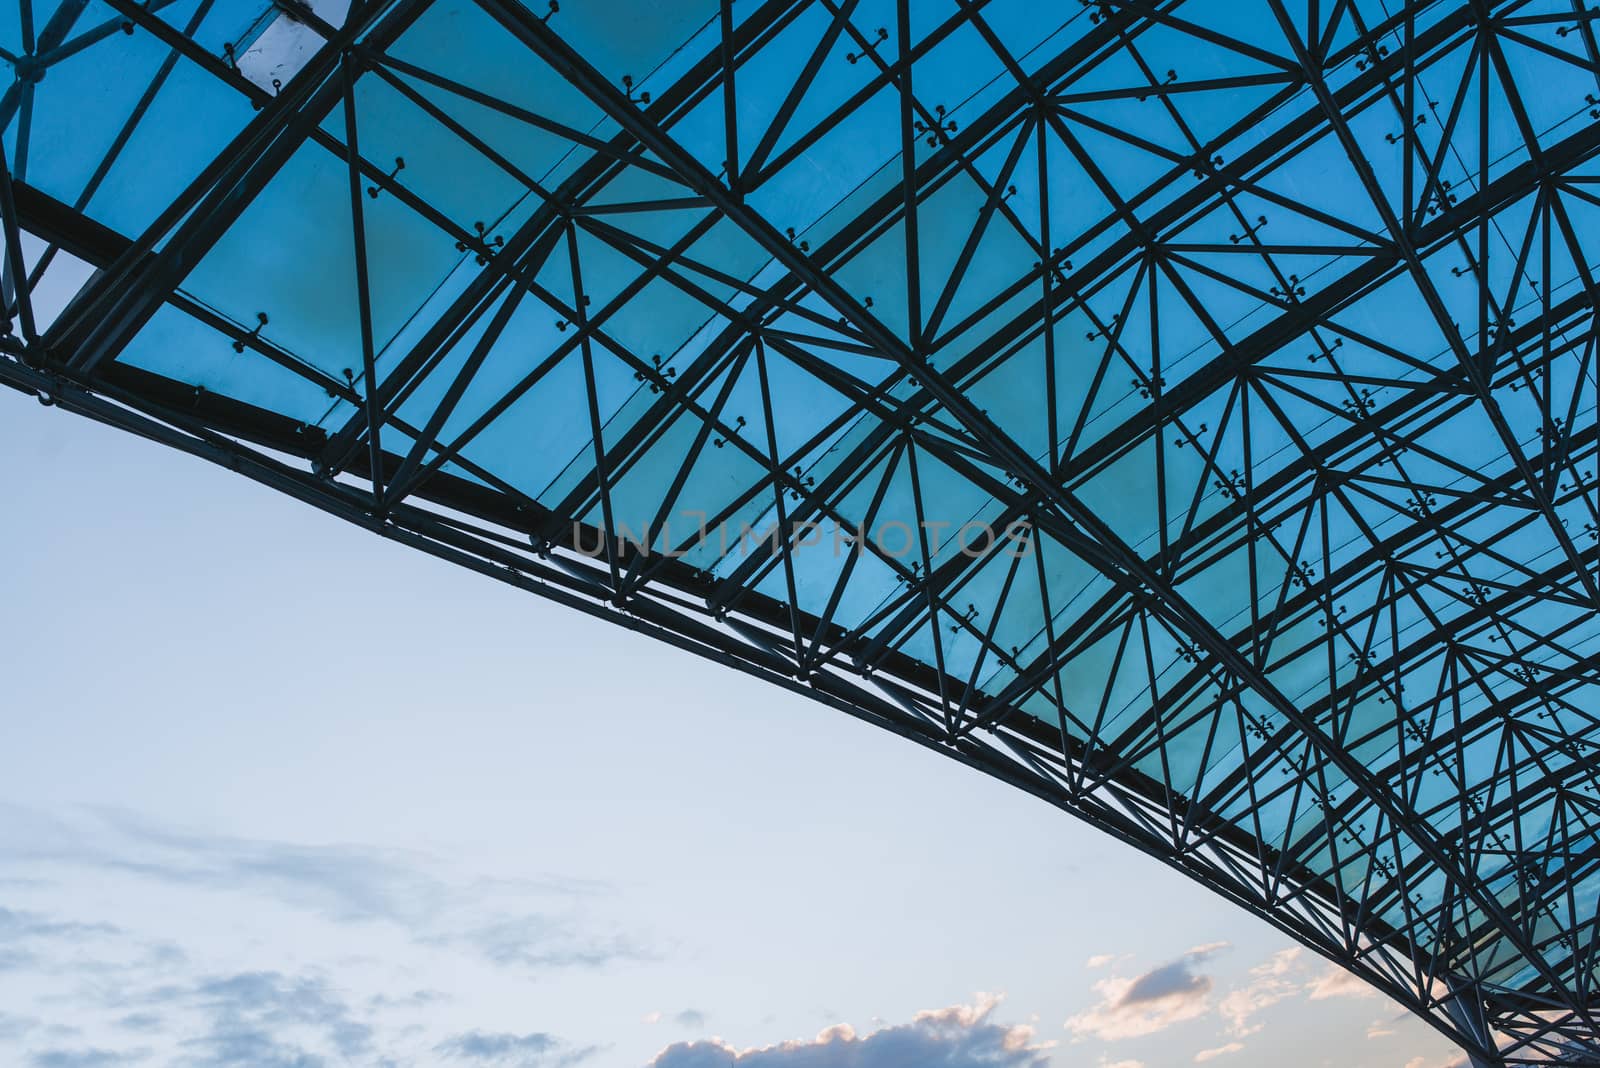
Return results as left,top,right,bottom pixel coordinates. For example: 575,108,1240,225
0,395,1471,1068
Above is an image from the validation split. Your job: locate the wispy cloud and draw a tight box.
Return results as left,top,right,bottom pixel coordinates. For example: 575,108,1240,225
456,914,649,973
0,806,639,1066
10,935,596,1068
1306,964,1378,1002
0,905,138,980
366,989,448,1012
0,908,120,943
1072,940,1413,1062
1403,1056,1468,1068
112,1014,163,1035
1193,1041,1244,1062
1,805,455,928
202,972,371,1054
109,969,378,1067
27,1049,144,1068
436,1030,600,1066
649,994,1049,1068
1216,948,1301,1038
1065,944,1228,1041
0,805,642,975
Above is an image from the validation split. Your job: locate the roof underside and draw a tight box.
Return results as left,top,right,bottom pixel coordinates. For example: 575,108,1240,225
4,0,1600,1061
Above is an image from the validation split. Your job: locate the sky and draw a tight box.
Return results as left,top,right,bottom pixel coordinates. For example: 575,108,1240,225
0,393,1475,1068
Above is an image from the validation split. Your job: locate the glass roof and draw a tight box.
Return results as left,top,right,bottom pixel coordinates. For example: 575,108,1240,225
5,0,1600,1060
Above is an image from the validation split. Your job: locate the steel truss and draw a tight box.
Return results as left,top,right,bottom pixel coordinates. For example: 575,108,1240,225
4,0,1600,1061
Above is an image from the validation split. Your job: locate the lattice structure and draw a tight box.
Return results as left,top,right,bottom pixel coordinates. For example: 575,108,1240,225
4,1,1599,1061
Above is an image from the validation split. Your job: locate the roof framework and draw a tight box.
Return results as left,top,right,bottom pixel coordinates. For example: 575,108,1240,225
4,0,1600,1061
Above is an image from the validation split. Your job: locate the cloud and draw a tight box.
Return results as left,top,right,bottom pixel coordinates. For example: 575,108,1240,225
1065,945,1227,1041
436,1030,599,1066
1216,949,1301,1038
0,908,120,943
0,906,138,980
28,1051,142,1068
458,915,648,972
1194,1042,1244,1062
0,946,41,971
0,806,643,977
366,989,447,1012
1306,964,1376,1001
0,809,620,1068
1245,948,1299,979
675,1010,708,1030
1066,943,1385,1047
0,806,451,928
0,806,607,934
649,994,1048,1068
1120,957,1212,1006
114,1014,163,1034
1186,942,1231,956
7,939,596,1068
163,970,373,1067
1085,955,1115,969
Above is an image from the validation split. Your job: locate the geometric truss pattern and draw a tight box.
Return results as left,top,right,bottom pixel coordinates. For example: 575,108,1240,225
4,1,1600,1062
